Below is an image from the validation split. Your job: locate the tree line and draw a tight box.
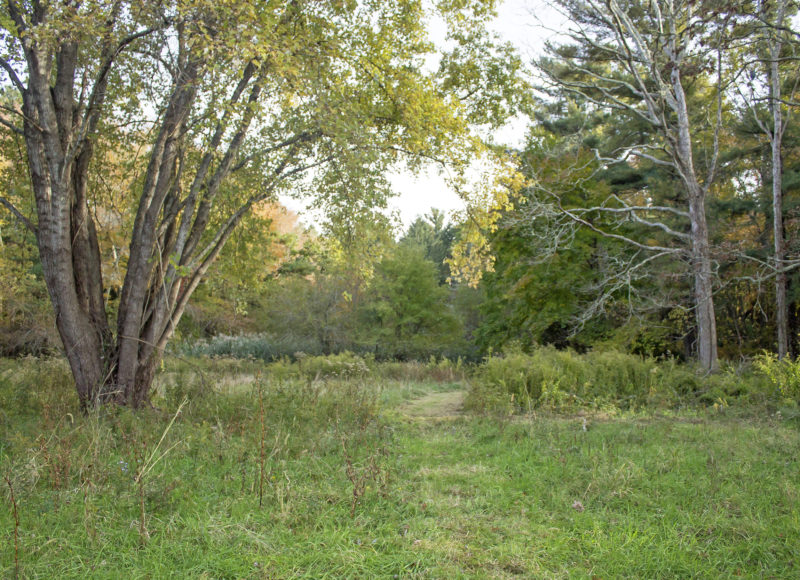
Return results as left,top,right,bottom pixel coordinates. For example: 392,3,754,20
1,0,800,408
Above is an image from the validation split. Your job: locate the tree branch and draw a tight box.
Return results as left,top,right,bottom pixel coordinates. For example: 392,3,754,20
0,57,25,94
547,192,683,254
0,115,24,136
69,21,166,168
0,196,36,234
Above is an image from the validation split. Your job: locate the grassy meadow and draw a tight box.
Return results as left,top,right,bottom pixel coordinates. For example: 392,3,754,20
1,352,799,578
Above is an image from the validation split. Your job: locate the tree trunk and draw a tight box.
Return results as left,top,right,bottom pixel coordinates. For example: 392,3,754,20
769,1,789,359
37,214,108,406
20,44,109,409
789,287,799,356
670,61,719,371
4,0,362,409
773,99,788,359
13,13,199,409
689,204,719,370
21,39,255,408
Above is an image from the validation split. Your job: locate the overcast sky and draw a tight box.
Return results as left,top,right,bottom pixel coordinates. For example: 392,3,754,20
282,0,564,232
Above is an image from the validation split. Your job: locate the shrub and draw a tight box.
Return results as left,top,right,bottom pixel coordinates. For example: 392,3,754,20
470,347,646,412
296,352,371,379
468,347,782,414
468,347,684,413
178,333,323,361
475,350,548,408
754,352,800,404
176,331,481,366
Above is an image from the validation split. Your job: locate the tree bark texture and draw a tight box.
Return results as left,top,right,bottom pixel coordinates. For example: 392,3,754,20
19,30,108,407
600,0,721,369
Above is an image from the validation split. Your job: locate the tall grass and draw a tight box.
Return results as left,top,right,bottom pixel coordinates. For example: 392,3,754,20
754,351,800,405
467,347,777,414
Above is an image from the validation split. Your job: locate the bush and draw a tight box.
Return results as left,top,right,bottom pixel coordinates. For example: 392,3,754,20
475,350,548,408
178,333,474,384
754,352,800,404
468,347,668,412
176,326,483,367
296,352,371,379
466,347,770,413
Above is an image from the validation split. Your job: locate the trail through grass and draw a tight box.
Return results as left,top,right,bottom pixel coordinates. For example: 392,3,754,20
400,389,466,418
1,363,799,578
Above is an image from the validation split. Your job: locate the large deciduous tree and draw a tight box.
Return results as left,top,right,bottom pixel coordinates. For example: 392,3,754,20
0,0,511,408
536,0,739,370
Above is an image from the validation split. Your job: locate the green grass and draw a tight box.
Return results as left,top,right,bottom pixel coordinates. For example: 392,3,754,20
1,358,799,578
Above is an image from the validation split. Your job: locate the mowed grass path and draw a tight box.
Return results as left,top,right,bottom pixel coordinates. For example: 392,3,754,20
387,413,800,578
1,379,799,578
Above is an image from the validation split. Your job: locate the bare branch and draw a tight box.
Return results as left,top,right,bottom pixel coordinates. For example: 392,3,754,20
538,186,684,254
0,196,36,234
592,146,676,169
607,194,689,217
0,115,24,136
0,57,25,94
570,248,677,331
704,42,724,190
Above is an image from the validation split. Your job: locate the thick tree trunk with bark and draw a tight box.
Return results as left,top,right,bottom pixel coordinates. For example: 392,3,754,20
3,4,242,408
5,6,306,407
19,40,107,407
773,98,788,359
113,57,201,406
671,67,719,370
687,192,719,370
2,0,467,408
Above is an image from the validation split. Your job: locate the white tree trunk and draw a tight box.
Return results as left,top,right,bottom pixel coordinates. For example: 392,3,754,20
769,0,789,358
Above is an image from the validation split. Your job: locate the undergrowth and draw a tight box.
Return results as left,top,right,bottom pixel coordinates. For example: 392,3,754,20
467,346,780,415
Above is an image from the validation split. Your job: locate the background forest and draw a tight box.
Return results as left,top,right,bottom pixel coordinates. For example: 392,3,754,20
2,0,799,368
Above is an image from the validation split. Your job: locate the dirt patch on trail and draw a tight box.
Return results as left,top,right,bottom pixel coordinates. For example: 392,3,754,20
401,390,466,418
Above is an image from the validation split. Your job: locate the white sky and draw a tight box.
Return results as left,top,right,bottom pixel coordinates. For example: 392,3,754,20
282,0,564,233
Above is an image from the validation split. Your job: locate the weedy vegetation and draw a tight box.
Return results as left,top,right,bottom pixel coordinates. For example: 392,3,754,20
468,347,785,415
1,351,799,578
